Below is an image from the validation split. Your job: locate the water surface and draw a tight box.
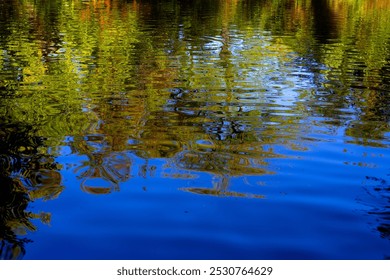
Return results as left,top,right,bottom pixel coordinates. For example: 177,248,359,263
0,0,389,259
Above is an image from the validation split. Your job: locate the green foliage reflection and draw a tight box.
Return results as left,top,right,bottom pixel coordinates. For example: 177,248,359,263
0,0,389,188
0,1,389,256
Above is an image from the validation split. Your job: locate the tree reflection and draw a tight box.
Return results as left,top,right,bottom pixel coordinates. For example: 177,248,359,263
0,123,63,259
311,0,339,42
0,0,390,258
0,176,31,260
181,175,265,199
71,133,132,194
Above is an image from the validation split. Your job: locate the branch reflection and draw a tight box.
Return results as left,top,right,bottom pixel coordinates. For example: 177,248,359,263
72,135,132,194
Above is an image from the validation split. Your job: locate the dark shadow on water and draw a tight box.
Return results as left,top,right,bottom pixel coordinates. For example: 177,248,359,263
365,176,390,237
0,176,31,260
363,175,390,259
0,122,63,259
311,0,339,43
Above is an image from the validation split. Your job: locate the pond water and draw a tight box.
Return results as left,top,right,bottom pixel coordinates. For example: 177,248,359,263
0,0,389,260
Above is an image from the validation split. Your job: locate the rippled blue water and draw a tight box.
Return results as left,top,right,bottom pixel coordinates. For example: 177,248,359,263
1,0,389,260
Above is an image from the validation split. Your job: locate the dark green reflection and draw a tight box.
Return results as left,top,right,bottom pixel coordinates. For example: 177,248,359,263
0,121,63,259
0,0,389,258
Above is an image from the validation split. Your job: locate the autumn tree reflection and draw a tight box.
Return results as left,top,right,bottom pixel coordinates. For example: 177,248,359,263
0,0,389,258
